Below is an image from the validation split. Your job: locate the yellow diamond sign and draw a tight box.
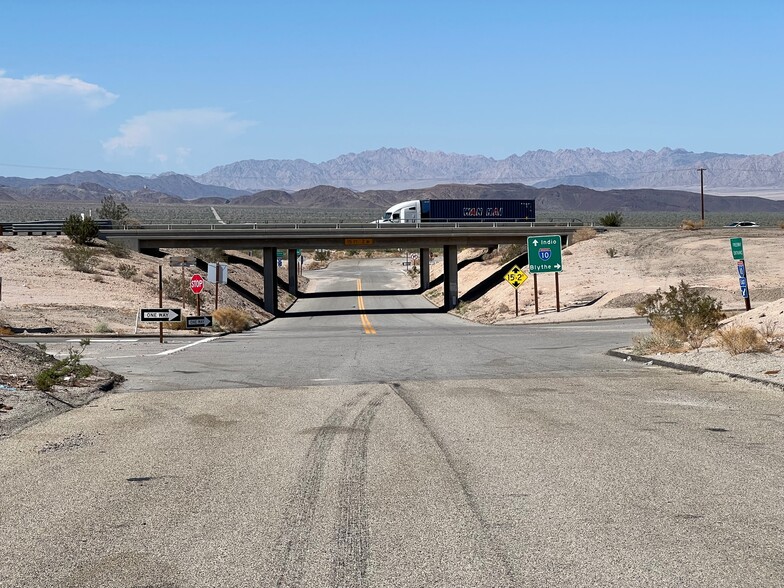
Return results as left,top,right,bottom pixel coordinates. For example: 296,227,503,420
504,265,528,289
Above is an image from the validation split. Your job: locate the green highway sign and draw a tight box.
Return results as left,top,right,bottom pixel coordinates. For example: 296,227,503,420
276,249,302,259
527,235,563,273
730,237,744,260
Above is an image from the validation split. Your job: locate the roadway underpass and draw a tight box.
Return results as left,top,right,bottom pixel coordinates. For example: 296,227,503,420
104,223,579,313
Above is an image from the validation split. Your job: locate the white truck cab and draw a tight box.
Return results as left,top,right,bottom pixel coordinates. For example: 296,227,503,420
378,200,421,223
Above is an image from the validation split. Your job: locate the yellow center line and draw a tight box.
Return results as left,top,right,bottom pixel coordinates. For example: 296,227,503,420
357,279,377,335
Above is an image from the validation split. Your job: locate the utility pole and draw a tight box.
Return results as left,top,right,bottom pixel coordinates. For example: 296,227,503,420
698,167,706,222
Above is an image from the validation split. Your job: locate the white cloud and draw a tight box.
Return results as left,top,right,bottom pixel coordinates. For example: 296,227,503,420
102,108,255,166
0,70,117,110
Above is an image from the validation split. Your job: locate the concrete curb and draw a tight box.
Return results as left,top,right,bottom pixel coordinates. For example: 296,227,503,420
607,348,784,391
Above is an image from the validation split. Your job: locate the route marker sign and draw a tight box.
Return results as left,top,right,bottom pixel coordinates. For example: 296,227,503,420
730,237,744,260
504,265,528,289
140,308,182,322
527,235,563,273
190,274,205,294
186,315,213,329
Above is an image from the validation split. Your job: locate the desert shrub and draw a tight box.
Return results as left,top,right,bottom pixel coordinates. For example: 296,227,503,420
635,281,724,349
0,325,14,336
92,275,105,283
106,240,131,258
143,268,157,279
632,328,688,354
346,249,359,256
163,276,197,305
681,219,704,230
571,227,597,243
117,263,138,280
0,242,16,252
314,250,331,262
97,195,129,222
599,211,623,227
212,307,254,332
715,326,768,355
499,243,524,264
606,247,618,258
34,340,93,391
62,245,96,273
364,250,374,258
759,320,782,346
94,322,113,333
779,220,784,229
63,214,99,245
163,320,186,331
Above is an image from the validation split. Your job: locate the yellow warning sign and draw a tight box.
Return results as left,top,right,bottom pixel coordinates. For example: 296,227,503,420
504,265,528,289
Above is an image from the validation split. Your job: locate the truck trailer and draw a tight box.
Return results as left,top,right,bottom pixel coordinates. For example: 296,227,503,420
377,199,535,223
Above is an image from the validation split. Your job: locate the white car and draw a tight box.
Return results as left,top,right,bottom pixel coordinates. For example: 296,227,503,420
724,221,760,228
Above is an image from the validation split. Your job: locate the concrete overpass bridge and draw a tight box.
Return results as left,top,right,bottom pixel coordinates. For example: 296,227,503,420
104,222,582,313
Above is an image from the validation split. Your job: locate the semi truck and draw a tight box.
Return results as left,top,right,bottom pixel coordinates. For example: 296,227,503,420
377,199,535,223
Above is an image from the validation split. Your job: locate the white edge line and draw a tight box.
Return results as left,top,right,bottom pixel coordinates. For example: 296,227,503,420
155,337,220,356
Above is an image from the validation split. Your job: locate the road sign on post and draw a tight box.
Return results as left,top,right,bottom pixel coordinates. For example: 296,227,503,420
190,274,204,294
169,255,197,267
504,265,528,317
140,308,182,322
186,316,213,329
730,237,744,261
527,235,563,273
504,265,528,289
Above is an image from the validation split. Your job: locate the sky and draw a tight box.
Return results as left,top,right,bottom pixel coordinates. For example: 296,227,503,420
1,0,783,178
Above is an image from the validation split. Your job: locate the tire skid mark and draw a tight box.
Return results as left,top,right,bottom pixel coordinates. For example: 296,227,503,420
390,382,518,587
275,392,368,588
333,392,388,588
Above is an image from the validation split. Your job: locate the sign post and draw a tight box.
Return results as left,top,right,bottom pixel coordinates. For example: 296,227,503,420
730,238,751,311
504,265,528,316
527,235,563,314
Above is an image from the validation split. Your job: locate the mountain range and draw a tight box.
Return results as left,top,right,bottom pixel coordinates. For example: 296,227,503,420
195,147,784,192
1,147,784,214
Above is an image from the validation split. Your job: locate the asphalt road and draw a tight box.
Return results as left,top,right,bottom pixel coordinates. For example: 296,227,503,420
1,259,783,587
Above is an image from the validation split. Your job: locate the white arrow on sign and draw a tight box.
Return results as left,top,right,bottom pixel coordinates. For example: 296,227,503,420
554,263,562,270
532,239,539,246
186,316,213,328
140,308,181,321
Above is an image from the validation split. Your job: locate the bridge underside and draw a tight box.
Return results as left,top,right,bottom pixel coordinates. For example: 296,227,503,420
104,225,576,313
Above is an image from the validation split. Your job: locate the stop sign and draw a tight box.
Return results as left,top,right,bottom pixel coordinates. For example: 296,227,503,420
190,274,205,294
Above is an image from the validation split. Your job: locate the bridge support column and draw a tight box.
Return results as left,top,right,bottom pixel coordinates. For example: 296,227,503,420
263,247,278,315
288,248,298,295
419,248,430,291
443,245,458,310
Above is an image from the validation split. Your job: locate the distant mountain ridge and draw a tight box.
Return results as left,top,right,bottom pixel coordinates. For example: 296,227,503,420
196,147,784,192
2,179,784,215
0,170,247,199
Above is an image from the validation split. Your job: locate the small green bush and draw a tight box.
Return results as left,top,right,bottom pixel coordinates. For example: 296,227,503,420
606,247,618,258
35,341,93,391
63,245,96,273
314,250,331,262
95,322,113,333
635,281,725,349
63,214,100,245
599,211,624,227
117,263,138,280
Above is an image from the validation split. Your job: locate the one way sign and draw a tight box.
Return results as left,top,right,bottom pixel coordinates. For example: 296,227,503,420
140,308,182,322
186,316,213,329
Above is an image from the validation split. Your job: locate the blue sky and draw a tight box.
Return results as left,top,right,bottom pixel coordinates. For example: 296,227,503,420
1,0,782,178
